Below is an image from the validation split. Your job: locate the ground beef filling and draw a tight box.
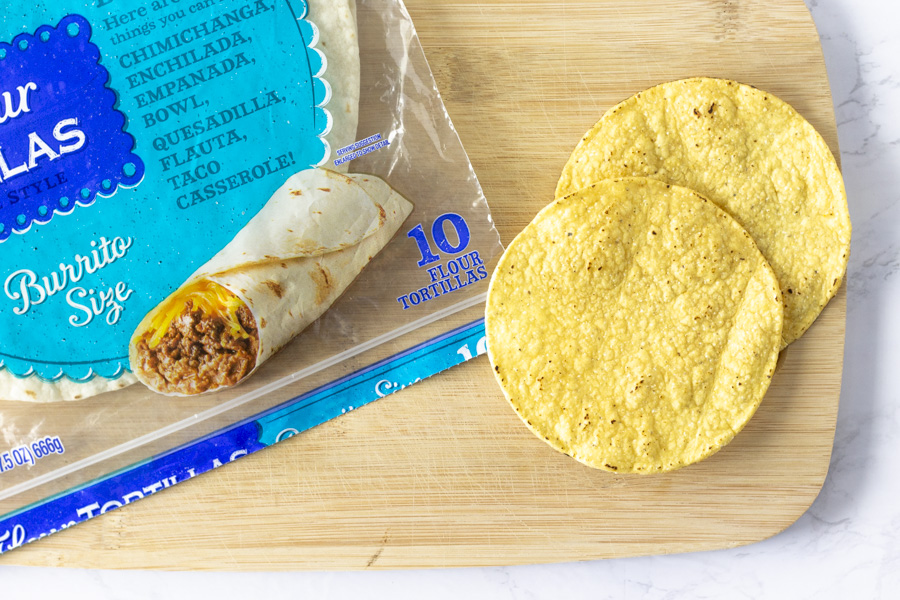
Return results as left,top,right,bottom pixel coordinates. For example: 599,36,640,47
135,302,259,395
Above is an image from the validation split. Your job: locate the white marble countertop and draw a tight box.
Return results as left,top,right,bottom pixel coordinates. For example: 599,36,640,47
2,0,899,597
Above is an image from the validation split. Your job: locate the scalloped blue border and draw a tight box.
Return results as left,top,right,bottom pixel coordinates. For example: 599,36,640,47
0,14,145,244
0,356,128,383
292,0,331,164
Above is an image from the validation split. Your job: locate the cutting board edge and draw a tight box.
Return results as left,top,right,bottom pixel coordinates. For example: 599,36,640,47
0,0,848,569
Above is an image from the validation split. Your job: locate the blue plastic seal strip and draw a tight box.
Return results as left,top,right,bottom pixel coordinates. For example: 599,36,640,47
0,318,488,554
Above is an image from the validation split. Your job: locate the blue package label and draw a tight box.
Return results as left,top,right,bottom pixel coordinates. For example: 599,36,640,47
0,0,327,381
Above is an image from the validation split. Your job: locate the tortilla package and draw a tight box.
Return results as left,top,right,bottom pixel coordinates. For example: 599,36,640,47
130,168,413,396
0,0,501,553
0,0,362,402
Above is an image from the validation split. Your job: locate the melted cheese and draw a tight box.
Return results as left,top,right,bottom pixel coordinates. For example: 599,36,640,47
140,280,252,349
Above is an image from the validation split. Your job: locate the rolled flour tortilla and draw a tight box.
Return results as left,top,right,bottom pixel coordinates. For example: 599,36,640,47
0,0,360,402
129,168,412,396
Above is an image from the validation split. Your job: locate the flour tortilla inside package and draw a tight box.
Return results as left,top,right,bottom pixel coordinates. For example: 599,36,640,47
0,0,500,551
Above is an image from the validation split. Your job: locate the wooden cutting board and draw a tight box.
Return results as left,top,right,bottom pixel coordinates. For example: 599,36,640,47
6,0,845,569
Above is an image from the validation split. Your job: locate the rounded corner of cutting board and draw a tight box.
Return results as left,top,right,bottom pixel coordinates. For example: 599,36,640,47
4,0,846,569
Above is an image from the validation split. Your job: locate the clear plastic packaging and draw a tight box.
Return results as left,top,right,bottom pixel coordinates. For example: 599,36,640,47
0,0,501,551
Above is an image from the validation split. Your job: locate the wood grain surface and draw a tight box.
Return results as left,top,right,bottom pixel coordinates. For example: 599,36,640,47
4,0,846,569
